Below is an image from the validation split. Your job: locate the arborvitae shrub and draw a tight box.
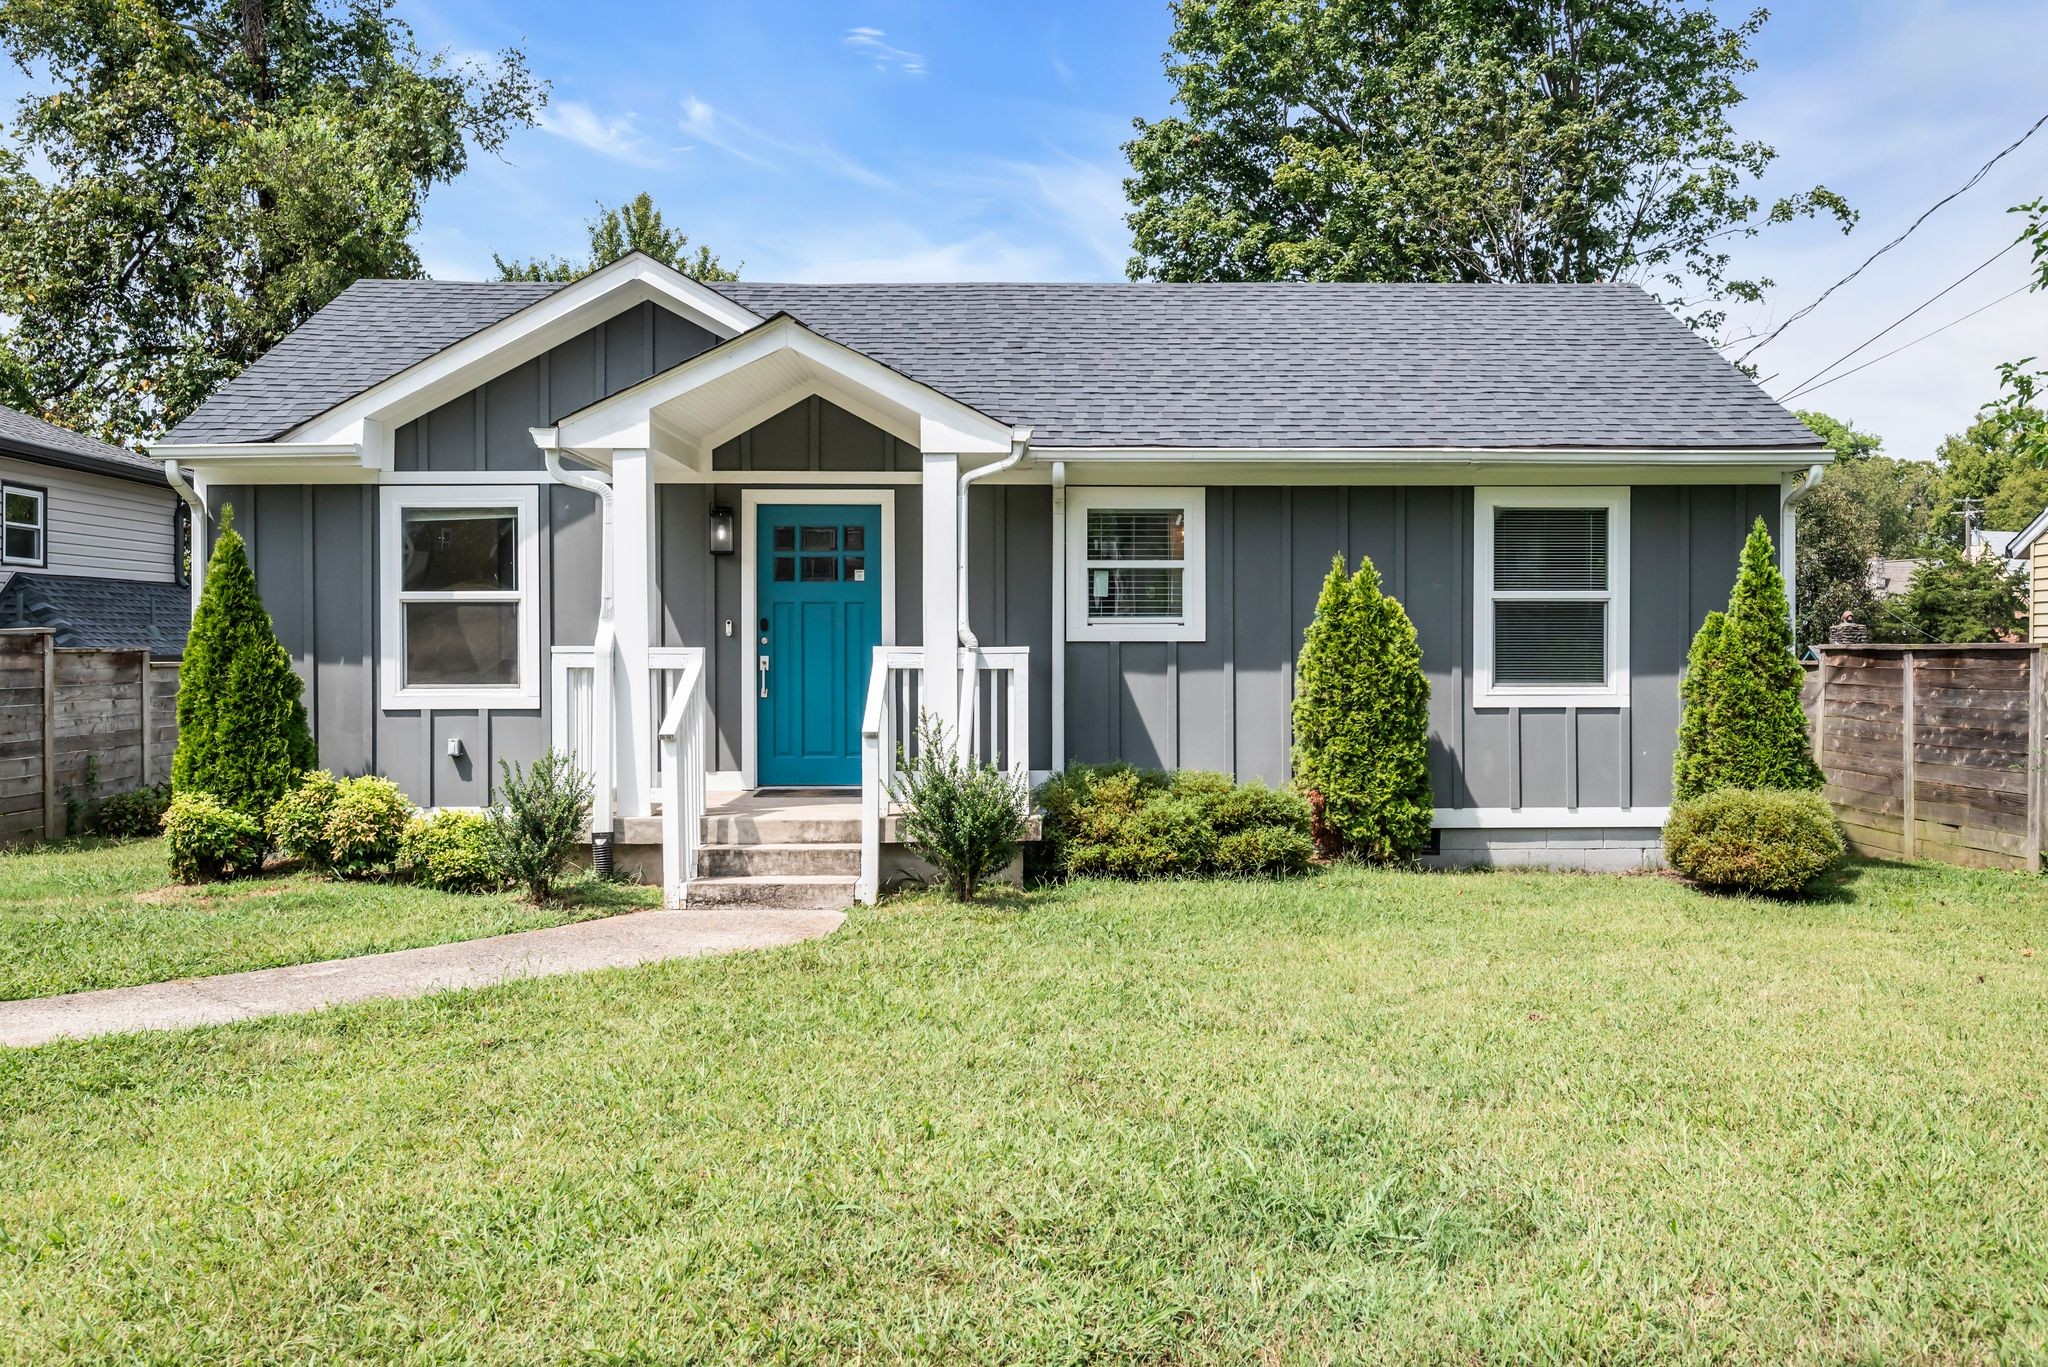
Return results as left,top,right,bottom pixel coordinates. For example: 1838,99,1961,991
172,507,316,816
1290,553,1433,861
1675,520,1823,798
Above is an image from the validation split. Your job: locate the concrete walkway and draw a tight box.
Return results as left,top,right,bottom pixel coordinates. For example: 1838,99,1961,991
0,906,845,1049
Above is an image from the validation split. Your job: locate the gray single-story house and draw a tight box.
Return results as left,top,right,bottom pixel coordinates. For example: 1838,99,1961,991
149,253,1829,905
0,403,189,656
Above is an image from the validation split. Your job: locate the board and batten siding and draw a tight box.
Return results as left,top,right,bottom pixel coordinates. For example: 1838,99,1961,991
0,454,178,592
2032,539,2047,645
1010,482,1777,812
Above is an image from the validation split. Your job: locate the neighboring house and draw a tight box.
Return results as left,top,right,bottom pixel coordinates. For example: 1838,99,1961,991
2012,508,2048,644
1870,556,1923,598
149,253,1830,902
0,404,189,656
1966,525,2027,577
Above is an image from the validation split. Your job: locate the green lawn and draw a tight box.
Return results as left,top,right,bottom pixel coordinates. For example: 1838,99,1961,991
3,859,2045,1362
0,838,656,1000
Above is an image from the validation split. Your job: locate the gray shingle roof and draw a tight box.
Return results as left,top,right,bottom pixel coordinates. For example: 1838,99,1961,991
0,404,164,483
720,281,1819,449
166,279,562,443
163,270,1822,452
0,573,190,658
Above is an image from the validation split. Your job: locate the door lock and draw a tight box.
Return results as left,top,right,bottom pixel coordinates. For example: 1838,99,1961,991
758,653,770,698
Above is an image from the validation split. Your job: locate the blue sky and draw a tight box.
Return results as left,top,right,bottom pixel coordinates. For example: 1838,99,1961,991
14,1,2048,471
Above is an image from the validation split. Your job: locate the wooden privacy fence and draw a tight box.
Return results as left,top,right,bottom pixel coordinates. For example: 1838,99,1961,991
1805,644,2048,873
0,629,180,844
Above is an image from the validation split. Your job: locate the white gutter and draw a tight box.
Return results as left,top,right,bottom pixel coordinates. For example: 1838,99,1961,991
162,459,208,614
1781,463,1824,635
1039,445,1834,464
1050,460,1067,772
536,434,619,863
956,426,1034,653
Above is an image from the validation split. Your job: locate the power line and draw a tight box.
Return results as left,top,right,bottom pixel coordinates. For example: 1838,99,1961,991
1735,109,2048,365
1774,238,2021,400
1778,282,2031,403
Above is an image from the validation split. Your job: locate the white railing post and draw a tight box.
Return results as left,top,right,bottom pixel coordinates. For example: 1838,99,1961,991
657,650,705,909
858,649,890,905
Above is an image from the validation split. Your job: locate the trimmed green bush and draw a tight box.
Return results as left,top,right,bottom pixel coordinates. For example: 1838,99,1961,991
268,770,342,870
324,777,412,878
1291,553,1433,862
1664,788,1844,894
489,749,592,905
1674,520,1824,799
172,507,316,815
399,810,500,893
95,784,170,839
1215,824,1316,877
163,791,267,883
891,714,1029,901
1036,764,1313,881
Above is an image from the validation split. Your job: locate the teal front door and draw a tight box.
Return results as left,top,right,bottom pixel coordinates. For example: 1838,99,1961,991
757,504,882,787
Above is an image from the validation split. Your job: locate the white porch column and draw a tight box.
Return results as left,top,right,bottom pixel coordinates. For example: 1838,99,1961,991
921,452,961,736
612,448,656,816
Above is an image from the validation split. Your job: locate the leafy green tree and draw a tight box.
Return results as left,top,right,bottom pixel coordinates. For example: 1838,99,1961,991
1123,0,1852,338
1930,405,2048,544
173,507,317,815
495,192,736,283
1984,196,2047,466
1291,553,1433,861
0,0,543,441
1792,478,1879,656
1878,549,2027,644
1675,520,1821,797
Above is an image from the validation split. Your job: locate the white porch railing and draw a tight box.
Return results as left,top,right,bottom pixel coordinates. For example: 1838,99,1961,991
858,645,1032,905
552,645,702,809
658,652,709,908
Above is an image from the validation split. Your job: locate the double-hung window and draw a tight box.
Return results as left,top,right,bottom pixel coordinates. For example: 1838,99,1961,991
1064,487,1206,642
380,486,539,709
3,482,45,567
1474,487,1629,707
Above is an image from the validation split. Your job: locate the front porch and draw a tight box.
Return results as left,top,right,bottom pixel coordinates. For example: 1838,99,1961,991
531,314,1044,910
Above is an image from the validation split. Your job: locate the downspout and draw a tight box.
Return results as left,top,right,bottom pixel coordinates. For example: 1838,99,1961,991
543,445,619,876
162,459,208,614
1781,463,1824,637
1050,460,1067,773
953,427,1033,745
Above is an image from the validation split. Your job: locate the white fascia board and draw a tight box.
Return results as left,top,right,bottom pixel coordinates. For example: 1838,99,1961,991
144,441,373,485
2009,506,2048,554
286,256,764,445
553,315,1014,456
1043,445,1831,465
147,441,361,461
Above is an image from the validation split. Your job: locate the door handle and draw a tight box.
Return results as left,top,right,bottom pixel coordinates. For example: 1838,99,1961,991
758,654,770,698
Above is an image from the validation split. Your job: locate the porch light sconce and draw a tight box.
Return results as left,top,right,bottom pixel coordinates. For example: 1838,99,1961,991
708,503,736,556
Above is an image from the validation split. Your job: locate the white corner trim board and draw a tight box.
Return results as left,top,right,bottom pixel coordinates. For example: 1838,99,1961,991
378,484,542,711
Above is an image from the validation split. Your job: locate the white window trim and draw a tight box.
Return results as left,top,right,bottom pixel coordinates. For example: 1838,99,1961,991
379,485,541,711
1473,486,1630,709
2,482,46,567
1064,486,1206,643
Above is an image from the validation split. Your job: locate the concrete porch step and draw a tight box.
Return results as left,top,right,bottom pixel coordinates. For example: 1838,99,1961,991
702,813,861,845
697,842,862,878
684,874,859,911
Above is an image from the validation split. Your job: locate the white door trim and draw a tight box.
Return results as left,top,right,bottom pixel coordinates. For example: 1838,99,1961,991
738,488,897,790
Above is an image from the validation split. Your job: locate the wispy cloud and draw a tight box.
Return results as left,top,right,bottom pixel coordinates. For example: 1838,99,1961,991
539,101,665,169
775,225,1073,282
677,94,894,189
843,26,927,76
